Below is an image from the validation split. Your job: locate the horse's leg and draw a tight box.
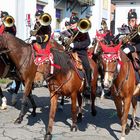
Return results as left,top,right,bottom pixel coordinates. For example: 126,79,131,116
111,86,123,119
77,93,83,123
44,93,58,140
58,95,64,111
0,87,7,110
130,96,137,129
91,83,97,116
14,81,35,124
11,80,21,105
14,94,29,123
120,97,131,140
28,91,37,117
70,92,78,131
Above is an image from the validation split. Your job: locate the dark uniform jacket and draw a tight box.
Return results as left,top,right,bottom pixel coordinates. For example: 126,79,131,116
4,24,16,36
72,29,91,55
34,22,51,47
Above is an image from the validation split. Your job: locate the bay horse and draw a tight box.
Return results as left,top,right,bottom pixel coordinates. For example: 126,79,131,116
99,41,138,140
0,31,38,123
0,58,8,109
33,39,98,140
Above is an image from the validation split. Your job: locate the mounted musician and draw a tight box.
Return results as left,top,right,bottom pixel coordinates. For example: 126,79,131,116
30,10,52,65
0,11,16,36
122,9,140,84
0,11,17,107
65,15,92,98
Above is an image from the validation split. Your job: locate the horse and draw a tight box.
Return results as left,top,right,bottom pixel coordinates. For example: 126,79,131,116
99,41,138,140
0,31,39,123
0,56,9,109
32,39,98,140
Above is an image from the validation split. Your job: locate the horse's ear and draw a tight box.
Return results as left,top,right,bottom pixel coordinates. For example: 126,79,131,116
99,41,108,52
114,41,122,52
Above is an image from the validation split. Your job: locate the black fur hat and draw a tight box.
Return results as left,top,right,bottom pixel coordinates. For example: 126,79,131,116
128,9,137,20
35,10,44,17
1,11,9,18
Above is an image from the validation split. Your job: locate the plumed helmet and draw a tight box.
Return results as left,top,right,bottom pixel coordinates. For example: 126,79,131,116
128,9,137,20
35,10,44,17
1,11,9,18
70,15,79,24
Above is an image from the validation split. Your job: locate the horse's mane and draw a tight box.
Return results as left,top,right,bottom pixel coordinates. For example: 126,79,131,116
51,48,73,75
3,32,29,47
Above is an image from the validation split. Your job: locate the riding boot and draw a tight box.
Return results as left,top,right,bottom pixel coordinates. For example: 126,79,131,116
83,70,92,99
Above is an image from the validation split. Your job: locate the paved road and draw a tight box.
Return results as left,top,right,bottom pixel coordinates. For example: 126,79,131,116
0,85,140,140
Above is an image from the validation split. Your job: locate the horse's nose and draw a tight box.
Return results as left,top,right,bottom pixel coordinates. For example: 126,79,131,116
103,81,110,89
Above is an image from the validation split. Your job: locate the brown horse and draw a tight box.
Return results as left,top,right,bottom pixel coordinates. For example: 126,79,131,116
33,40,98,140
0,31,38,123
99,41,138,140
0,58,8,109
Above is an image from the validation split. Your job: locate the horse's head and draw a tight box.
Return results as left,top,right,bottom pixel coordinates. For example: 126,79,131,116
100,41,122,89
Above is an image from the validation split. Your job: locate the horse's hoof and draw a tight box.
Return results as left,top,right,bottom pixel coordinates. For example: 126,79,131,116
77,113,82,123
125,124,130,135
130,119,136,130
1,105,7,110
120,136,125,140
14,117,23,124
44,133,52,140
31,112,36,117
135,117,140,127
91,109,97,116
70,124,78,132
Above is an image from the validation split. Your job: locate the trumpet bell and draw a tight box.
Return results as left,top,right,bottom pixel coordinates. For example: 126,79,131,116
3,16,15,27
77,18,91,33
39,13,52,26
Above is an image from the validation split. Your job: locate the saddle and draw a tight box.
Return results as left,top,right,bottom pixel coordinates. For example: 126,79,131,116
71,52,83,70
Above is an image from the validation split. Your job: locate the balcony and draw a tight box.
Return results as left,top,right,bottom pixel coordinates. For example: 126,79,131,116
78,0,95,6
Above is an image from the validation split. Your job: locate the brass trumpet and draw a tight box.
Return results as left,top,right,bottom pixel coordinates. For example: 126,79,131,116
65,18,91,50
3,16,15,27
77,18,91,33
122,24,140,44
30,13,52,36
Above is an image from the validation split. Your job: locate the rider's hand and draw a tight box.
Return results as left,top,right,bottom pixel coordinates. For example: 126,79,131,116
123,48,130,54
70,43,74,48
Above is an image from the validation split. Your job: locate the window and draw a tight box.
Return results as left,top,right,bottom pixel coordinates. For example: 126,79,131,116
37,4,45,11
56,9,62,19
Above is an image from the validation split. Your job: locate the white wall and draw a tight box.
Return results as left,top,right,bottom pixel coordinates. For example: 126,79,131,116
89,0,111,42
115,4,140,35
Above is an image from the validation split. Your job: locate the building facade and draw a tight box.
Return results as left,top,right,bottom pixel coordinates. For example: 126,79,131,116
0,0,111,41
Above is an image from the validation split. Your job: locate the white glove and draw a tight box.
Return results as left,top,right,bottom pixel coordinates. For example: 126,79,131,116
28,36,36,44
123,48,130,54
70,43,74,48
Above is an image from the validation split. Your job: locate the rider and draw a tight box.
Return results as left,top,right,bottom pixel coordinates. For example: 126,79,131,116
122,9,140,83
0,11,17,106
69,15,91,98
0,11,16,36
30,10,52,64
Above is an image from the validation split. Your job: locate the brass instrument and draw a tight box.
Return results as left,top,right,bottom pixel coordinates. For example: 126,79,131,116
77,18,91,33
30,13,52,36
122,24,140,44
39,13,52,26
3,16,15,27
65,18,91,50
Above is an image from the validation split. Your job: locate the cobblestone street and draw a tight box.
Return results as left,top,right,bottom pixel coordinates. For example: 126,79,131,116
0,85,140,140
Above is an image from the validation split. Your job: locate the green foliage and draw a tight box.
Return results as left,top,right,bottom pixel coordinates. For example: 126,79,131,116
0,79,11,84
